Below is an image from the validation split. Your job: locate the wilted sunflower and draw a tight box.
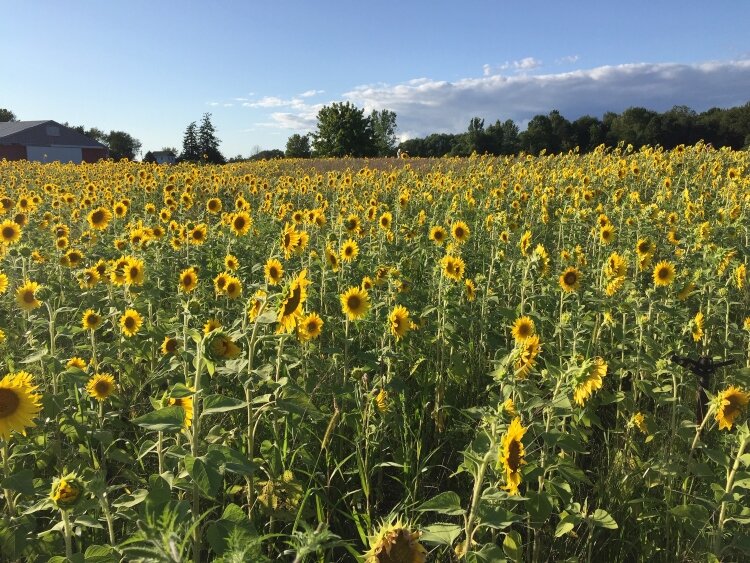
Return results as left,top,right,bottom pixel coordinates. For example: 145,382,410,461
298,312,324,341
87,206,113,230
653,261,676,287
500,417,527,496
511,316,535,343
341,286,370,321
86,373,116,401
278,270,311,333
451,220,470,243
0,370,42,441
364,518,427,563
573,357,607,406
559,267,581,293
179,267,199,293
715,386,749,431
340,239,359,262
16,280,42,312
389,305,411,340
161,336,179,355
429,226,447,245
82,309,102,331
265,258,284,285
0,219,21,244
120,309,143,337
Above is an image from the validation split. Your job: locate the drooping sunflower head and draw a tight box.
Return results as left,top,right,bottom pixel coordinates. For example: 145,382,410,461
16,280,42,312
86,373,116,402
0,370,42,441
511,316,535,343
559,267,581,293
50,472,84,510
715,386,750,431
341,286,370,321
161,336,179,356
364,517,427,563
82,309,102,331
169,393,194,428
515,335,541,379
573,357,608,406
120,309,143,338
277,270,311,333
653,260,676,287
500,417,528,496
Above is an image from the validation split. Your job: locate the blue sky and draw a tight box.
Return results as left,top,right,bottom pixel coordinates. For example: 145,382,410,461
3,1,749,157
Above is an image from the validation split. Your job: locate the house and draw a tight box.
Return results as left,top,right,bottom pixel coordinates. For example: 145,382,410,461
151,150,177,165
0,120,108,163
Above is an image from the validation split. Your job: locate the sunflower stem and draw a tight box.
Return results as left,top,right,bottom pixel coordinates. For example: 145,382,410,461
2,442,15,518
61,508,73,560
714,433,749,555
464,448,493,550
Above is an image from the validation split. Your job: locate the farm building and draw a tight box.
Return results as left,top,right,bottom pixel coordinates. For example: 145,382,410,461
0,120,108,163
152,150,177,165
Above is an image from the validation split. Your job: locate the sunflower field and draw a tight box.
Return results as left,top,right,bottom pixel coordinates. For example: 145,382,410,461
0,144,749,562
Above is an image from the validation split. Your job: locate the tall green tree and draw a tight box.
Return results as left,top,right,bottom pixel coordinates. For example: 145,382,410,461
105,130,142,160
181,122,200,162
311,102,376,157
285,134,312,158
370,109,398,156
198,113,225,163
0,108,17,122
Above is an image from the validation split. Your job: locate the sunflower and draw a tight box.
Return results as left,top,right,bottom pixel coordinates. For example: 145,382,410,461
265,258,284,285
16,280,42,312
429,226,447,245
325,244,340,272
653,261,676,287
375,389,390,414
715,386,750,431
87,207,113,230
636,239,654,260
230,211,252,236
179,267,199,293
605,252,628,279
224,254,239,271
120,309,143,338
213,271,230,294
169,394,194,428
341,286,370,321
451,220,470,243
206,198,222,214
364,518,427,563
519,230,532,257
692,311,704,342
500,417,527,496
0,219,21,244
379,211,392,231
629,412,648,435
188,223,208,245
389,305,411,340
340,239,359,262
248,290,267,322
161,336,179,355
559,267,581,293
82,309,102,331
0,371,42,441
0,272,8,294
573,357,607,406
361,276,374,291
281,224,301,258
223,276,242,299
511,316,535,343
203,318,222,334
515,335,541,378
344,214,360,233
50,473,84,510
124,257,145,286
78,266,100,289
277,270,311,333
205,331,242,362
67,357,87,370
86,373,116,401
599,225,615,245
736,264,747,290
440,255,465,282
298,312,324,341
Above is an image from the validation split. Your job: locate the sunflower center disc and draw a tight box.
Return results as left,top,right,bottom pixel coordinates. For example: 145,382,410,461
0,388,20,417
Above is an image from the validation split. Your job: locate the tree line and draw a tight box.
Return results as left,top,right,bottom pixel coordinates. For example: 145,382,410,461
286,101,750,159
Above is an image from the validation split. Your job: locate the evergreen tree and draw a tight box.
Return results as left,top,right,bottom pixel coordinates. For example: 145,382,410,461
198,113,225,164
181,122,200,162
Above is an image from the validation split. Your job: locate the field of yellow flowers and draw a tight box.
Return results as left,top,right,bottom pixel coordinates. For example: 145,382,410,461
0,144,749,562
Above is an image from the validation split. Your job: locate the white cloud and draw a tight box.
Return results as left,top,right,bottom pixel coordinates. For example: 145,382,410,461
299,89,325,98
340,60,750,138
207,101,220,106
484,57,543,76
558,55,579,64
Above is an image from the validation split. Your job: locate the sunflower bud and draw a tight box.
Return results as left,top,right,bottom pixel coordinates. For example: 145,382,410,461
203,331,242,363
50,473,84,510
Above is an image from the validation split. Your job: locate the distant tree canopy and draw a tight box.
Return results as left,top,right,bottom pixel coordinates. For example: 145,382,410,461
311,102,377,157
180,114,225,163
105,131,142,160
249,149,284,161
285,133,311,158
397,102,750,157
0,108,17,122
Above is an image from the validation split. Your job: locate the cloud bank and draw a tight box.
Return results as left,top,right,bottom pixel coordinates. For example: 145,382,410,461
243,60,750,140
